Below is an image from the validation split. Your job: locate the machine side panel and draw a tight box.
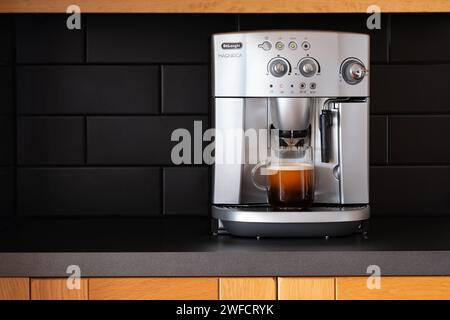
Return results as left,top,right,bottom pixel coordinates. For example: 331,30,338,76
339,101,370,204
240,98,269,204
213,98,244,204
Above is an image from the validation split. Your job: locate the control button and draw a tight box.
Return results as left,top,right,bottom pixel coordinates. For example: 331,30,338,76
301,41,311,50
341,59,367,85
275,41,284,50
298,58,318,77
309,82,317,90
268,58,290,77
288,41,297,50
299,82,306,89
258,41,272,51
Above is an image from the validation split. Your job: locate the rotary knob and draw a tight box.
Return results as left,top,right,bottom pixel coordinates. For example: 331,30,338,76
268,58,290,77
298,58,318,77
342,59,367,85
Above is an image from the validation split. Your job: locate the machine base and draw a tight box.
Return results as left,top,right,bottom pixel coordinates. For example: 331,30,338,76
212,204,370,238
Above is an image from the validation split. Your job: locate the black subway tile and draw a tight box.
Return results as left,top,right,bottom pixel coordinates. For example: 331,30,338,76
163,167,209,216
239,13,388,63
17,66,159,114
16,14,85,63
371,65,450,114
18,168,161,216
0,168,14,216
87,116,209,165
0,67,13,115
391,13,450,62
370,166,450,216
87,14,237,63
18,117,84,165
0,16,13,65
370,116,388,164
0,116,14,165
390,116,450,164
162,65,209,114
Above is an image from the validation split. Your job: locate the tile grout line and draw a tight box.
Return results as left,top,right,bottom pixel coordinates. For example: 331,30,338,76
12,15,18,218
386,116,390,164
160,167,164,216
159,65,163,115
387,13,392,64
15,113,450,117
17,113,210,117
84,116,88,164
16,62,211,66
84,14,88,63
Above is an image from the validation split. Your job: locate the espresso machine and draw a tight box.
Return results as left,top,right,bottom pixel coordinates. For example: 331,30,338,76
211,31,370,237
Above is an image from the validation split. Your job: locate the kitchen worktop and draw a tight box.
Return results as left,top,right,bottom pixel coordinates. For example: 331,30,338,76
0,217,449,277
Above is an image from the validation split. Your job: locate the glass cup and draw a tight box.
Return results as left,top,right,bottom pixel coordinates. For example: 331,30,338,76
251,146,314,209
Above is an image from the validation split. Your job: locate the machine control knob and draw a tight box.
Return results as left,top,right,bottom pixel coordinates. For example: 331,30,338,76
342,59,367,85
298,58,318,77
268,58,290,77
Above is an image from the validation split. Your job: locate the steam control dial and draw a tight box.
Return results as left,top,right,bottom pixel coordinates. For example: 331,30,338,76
342,59,367,85
268,58,290,77
298,58,318,77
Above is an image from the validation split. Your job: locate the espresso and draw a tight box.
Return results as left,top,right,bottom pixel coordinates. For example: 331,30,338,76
267,164,314,208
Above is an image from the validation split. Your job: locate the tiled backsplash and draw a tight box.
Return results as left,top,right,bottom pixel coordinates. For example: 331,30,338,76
1,13,450,218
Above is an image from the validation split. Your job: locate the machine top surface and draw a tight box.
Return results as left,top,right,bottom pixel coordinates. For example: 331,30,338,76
212,30,370,97
213,30,369,37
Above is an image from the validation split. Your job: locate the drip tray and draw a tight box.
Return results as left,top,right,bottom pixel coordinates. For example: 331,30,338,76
212,204,370,238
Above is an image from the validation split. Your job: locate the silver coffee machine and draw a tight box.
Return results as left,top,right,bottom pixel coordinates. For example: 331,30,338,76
211,31,370,237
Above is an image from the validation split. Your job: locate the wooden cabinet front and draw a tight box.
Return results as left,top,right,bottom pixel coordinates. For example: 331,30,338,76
219,277,277,300
31,278,88,300
336,276,450,300
278,277,335,300
0,278,30,300
2,276,450,300
89,277,219,300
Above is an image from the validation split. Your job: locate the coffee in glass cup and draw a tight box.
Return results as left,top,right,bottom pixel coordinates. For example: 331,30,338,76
251,146,315,209
266,163,314,208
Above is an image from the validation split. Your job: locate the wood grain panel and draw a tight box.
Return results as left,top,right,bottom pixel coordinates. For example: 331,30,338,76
0,278,30,300
336,276,450,300
31,278,88,300
0,0,449,13
220,277,276,300
89,277,218,300
278,277,335,300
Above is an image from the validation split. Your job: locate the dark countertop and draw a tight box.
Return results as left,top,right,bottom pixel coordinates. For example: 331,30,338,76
0,217,449,276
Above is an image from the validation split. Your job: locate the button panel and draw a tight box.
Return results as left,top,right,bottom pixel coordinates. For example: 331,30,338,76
213,31,370,97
